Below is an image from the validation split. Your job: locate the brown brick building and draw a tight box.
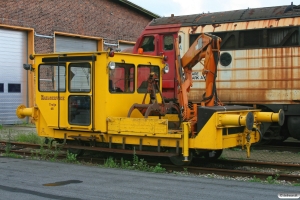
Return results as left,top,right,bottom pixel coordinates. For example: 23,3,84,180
0,0,158,124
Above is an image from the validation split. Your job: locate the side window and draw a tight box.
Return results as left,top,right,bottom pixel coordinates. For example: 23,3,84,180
140,36,155,52
0,83,4,92
39,64,66,92
68,95,90,126
137,65,160,93
8,84,21,93
164,35,173,50
109,63,135,93
69,63,91,92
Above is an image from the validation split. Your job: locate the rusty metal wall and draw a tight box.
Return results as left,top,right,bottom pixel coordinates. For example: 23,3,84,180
179,17,300,104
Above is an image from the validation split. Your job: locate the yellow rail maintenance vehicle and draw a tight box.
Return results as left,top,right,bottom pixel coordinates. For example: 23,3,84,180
17,45,284,165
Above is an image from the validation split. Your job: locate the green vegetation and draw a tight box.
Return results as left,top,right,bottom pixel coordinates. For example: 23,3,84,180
2,141,22,158
249,176,261,182
65,151,79,163
15,133,43,144
266,174,280,184
102,148,166,173
219,156,227,160
14,122,35,127
3,152,23,158
249,174,280,184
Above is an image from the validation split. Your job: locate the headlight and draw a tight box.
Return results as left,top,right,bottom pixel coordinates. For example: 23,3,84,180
108,61,115,70
163,63,169,74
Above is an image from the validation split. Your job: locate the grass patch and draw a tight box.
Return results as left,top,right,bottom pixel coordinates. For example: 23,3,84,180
3,152,23,158
102,149,166,173
249,176,261,182
15,133,44,144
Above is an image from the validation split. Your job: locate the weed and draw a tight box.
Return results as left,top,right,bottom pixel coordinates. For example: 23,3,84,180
50,145,61,161
4,130,13,154
120,158,132,169
230,148,240,151
133,147,139,165
266,174,279,184
249,176,261,182
152,163,166,173
39,145,52,160
293,183,300,186
65,151,78,163
172,171,181,175
104,157,119,168
100,149,167,173
5,143,11,154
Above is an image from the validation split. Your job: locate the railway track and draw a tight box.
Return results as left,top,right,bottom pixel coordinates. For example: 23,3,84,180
253,145,300,153
253,140,300,153
1,140,300,183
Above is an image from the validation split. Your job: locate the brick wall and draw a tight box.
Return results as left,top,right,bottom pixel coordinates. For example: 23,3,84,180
0,0,153,53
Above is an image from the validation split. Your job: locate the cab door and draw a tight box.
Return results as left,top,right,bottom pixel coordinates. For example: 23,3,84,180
158,34,177,100
67,62,93,130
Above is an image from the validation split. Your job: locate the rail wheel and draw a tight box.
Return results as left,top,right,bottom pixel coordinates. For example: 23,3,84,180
169,148,193,166
66,140,84,156
203,150,223,160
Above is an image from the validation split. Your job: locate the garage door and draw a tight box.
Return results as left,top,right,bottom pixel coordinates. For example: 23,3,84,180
55,35,97,52
119,42,134,51
0,28,28,124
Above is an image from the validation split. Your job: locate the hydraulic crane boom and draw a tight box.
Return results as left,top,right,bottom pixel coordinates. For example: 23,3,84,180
175,33,222,123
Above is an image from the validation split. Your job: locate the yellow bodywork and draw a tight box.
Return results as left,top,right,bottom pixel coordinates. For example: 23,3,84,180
16,50,284,161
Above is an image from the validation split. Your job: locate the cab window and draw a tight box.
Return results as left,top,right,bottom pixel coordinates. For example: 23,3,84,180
39,64,66,92
137,65,160,93
140,36,155,52
68,95,91,126
69,63,91,92
109,63,135,93
164,35,173,50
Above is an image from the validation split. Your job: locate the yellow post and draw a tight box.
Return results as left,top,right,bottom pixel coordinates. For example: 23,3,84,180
182,122,190,161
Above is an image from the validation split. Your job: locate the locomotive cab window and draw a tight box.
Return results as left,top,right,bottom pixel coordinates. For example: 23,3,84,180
39,64,66,92
137,65,160,93
140,36,155,52
69,63,91,92
109,63,134,93
68,95,91,126
164,35,173,50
